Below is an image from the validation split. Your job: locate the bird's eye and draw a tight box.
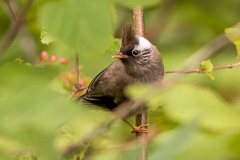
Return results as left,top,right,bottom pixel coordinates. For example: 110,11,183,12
132,50,139,56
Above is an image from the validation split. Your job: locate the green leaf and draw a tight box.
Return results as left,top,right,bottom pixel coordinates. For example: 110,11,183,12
40,28,54,45
199,59,215,80
149,121,198,160
0,63,114,159
225,24,240,58
39,0,114,55
149,84,240,133
104,38,121,55
125,84,151,101
39,0,116,76
150,128,233,160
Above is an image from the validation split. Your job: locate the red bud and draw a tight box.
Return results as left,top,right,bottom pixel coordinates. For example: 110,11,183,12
60,58,68,64
79,79,85,86
50,55,57,62
41,51,48,60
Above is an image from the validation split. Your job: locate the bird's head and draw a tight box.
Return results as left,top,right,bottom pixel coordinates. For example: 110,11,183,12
112,24,164,78
112,24,152,64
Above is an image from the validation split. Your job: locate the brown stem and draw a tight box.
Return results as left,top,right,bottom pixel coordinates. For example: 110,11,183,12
165,62,240,74
3,0,16,21
0,0,34,61
133,7,148,160
4,0,38,63
68,55,86,100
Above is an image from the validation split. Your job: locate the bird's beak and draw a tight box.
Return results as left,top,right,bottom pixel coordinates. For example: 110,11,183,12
112,52,127,59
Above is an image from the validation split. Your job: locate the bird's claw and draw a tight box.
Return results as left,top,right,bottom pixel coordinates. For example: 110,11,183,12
130,124,149,133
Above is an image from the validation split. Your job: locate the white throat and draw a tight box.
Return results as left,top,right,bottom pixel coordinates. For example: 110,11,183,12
134,36,151,51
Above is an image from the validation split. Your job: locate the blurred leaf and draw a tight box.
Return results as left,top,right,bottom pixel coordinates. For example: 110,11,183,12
39,0,114,56
50,79,70,95
0,135,21,154
114,0,161,8
40,28,54,45
88,150,120,160
120,147,141,160
199,59,214,80
156,84,240,133
105,38,121,55
225,24,240,58
125,84,151,101
151,127,233,160
228,133,240,156
149,121,198,160
0,63,114,159
39,0,117,77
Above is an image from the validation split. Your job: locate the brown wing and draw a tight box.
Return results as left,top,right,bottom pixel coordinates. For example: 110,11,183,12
79,60,130,110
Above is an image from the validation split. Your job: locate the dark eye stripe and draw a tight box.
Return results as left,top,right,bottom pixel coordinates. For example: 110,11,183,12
126,50,132,56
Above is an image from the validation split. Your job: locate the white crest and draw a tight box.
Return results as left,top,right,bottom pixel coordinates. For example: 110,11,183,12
134,36,151,51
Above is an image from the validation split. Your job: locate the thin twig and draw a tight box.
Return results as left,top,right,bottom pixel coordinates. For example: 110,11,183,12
68,55,87,100
165,62,240,73
133,7,148,160
3,0,38,63
0,0,34,61
3,0,16,21
213,62,240,69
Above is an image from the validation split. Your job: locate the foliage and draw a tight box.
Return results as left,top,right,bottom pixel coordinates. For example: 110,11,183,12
225,24,240,58
40,28,54,45
199,59,214,80
0,0,240,159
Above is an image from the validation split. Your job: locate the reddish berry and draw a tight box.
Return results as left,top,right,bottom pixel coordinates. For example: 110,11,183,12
60,58,68,64
79,79,85,86
50,55,57,62
41,51,48,60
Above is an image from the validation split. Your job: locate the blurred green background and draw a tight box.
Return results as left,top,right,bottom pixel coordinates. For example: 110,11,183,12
0,0,240,159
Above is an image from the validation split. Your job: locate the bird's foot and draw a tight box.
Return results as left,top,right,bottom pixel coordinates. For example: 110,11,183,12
130,124,149,133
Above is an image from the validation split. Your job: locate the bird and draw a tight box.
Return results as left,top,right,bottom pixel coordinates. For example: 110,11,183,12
78,24,164,133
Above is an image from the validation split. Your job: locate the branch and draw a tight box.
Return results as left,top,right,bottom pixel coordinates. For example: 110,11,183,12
213,62,240,70
3,0,39,63
0,0,34,61
133,7,148,160
3,0,16,21
165,62,240,74
68,55,87,100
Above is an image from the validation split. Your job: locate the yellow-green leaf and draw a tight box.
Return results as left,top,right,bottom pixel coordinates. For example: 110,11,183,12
40,28,55,45
161,84,240,133
225,25,240,58
199,59,215,80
